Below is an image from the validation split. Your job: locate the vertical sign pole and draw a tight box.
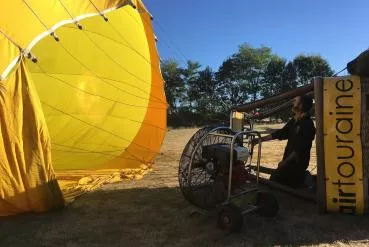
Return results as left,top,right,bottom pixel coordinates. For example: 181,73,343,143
314,77,327,213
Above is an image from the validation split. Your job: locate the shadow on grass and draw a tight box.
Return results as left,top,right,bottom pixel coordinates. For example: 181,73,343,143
1,185,368,247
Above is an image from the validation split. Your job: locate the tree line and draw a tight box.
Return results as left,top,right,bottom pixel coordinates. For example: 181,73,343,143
161,44,333,127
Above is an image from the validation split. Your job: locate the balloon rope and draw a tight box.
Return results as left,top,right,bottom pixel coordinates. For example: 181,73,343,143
30,70,157,104
0,28,23,50
41,101,166,153
51,143,153,164
87,0,109,21
21,0,167,104
23,0,60,41
57,0,83,29
333,67,347,77
35,63,167,110
57,41,167,105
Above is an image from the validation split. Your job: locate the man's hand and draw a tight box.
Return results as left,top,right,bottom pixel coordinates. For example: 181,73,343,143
251,134,273,146
277,161,285,168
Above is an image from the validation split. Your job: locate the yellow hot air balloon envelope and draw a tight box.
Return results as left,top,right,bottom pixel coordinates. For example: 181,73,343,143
0,0,167,216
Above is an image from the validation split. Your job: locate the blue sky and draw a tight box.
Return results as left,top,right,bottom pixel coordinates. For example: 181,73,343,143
144,0,369,74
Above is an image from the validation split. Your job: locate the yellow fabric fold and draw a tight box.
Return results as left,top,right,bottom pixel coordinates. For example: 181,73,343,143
0,60,65,216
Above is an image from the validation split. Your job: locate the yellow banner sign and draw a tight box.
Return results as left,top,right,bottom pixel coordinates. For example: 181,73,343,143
323,76,364,215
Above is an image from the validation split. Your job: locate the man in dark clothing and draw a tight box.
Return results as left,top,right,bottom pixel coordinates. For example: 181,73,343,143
255,95,316,188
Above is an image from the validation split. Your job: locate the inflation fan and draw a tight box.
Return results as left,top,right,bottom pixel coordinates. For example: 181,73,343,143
178,119,279,233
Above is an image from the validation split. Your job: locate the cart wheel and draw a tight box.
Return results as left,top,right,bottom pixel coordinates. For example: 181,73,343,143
217,205,243,233
256,192,279,217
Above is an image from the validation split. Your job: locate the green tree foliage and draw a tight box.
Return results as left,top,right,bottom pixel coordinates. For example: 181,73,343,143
216,56,246,107
293,55,334,85
261,56,287,98
161,45,334,127
195,67,222,116
282,62,298,92
184,60,201,111
260,59,298,121
161,59,185,115
216,44,274,107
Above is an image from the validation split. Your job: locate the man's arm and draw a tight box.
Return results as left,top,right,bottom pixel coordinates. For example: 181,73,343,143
260,134,273,142
278,151,298,168
253,120,292,145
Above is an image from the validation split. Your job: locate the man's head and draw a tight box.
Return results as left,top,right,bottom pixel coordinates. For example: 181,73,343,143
292,95,313,114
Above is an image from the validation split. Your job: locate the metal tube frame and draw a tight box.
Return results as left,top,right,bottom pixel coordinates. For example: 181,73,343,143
226,130,262,201
188,126,262,203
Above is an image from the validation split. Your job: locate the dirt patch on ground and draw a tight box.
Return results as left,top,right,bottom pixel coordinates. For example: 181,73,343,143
1,126,368,247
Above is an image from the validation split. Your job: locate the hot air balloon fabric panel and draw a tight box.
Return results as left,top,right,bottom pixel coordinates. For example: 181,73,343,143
0,0,167,216
0,1,130,79
0,59,65,216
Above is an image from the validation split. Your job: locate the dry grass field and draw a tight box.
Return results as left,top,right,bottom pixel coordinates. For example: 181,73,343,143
1,125,369,247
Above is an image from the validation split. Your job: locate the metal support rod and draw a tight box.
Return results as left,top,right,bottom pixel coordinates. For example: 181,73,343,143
228,188,258,200
208,133,234,138
241,205,258,215
233,83,314,112
314,77,327,213
228,137,235,199
257,136,262,185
